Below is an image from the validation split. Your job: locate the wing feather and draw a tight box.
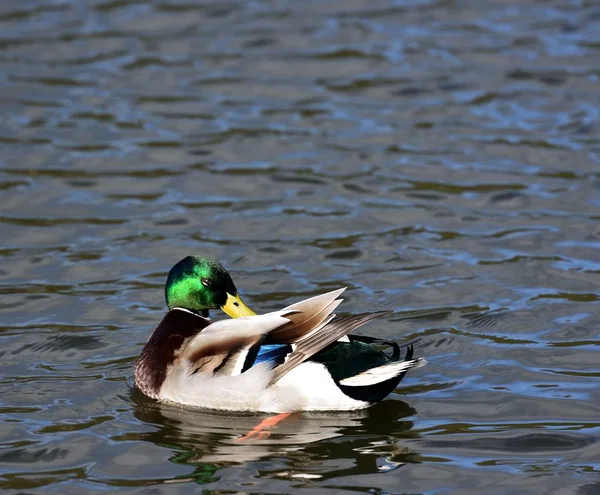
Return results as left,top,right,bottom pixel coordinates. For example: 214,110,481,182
179,289,346,377
269,311,391,385
266,288,345,343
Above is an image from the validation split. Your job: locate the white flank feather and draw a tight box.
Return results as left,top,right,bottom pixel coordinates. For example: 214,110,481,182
339,358,427,387
160,360,370,412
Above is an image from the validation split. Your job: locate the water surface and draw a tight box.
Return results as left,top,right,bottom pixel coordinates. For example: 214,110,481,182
1,0,600,493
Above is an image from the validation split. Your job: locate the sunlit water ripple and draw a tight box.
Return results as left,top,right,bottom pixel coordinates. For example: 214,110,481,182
1,0,599,493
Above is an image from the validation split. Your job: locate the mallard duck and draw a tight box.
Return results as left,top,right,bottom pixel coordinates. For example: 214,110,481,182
135,256,425,413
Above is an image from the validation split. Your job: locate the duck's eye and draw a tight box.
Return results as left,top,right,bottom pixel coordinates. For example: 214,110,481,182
201,278,212,288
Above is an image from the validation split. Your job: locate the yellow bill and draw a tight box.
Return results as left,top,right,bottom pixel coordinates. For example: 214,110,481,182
221,293,256,318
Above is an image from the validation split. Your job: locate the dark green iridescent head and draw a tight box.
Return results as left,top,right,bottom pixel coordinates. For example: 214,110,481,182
165,256,239,314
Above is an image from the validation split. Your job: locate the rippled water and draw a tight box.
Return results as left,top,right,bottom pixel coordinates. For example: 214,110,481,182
2,0,600,493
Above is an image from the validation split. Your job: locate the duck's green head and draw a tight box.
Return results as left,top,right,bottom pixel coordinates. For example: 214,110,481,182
165,256,255,317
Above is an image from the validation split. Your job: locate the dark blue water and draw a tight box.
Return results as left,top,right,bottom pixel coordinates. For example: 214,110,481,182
1,1,599,493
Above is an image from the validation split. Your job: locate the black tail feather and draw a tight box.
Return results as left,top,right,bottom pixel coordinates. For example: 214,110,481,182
349,334,420,362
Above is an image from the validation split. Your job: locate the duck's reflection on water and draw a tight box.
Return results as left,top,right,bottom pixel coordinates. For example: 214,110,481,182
131,388,419,477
